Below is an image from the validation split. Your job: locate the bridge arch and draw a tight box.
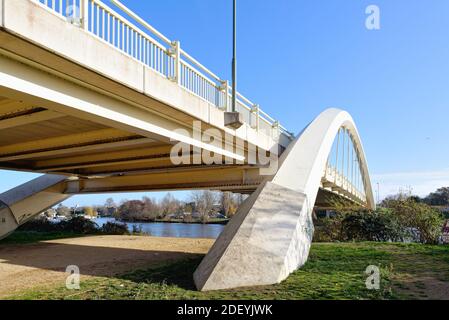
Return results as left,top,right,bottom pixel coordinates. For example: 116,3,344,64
194,108,376,291
273,108,375,211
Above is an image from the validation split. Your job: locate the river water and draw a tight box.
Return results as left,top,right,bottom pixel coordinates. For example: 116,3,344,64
95,217,225,239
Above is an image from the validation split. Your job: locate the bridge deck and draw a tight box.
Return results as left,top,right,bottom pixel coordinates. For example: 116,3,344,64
0,0,294,191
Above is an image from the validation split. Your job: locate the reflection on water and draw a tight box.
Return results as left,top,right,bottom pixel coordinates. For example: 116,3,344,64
95,217,224,239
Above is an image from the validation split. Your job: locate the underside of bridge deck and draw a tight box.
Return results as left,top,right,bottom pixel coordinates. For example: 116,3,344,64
0,96,266,191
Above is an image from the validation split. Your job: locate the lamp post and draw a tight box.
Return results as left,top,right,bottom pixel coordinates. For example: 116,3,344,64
224,0,243,129
232,0,237,113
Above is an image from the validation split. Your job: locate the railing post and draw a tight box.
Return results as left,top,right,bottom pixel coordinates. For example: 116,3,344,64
220,80,229,111
251,104,260,132
170,40,181,85
81,0,89,31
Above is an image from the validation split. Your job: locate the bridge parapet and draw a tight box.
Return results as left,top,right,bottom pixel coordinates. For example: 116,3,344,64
31,0,293,142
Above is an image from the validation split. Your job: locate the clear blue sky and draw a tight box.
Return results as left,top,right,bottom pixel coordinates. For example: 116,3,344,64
1,0,449,204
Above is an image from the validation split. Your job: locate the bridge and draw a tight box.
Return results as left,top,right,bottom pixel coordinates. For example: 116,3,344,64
0,0,375,291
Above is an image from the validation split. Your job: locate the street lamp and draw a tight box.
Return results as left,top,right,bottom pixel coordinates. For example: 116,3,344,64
232,0,237,113
224,0,244,129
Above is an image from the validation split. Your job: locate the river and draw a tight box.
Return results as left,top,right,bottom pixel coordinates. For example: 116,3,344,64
95,217,225,239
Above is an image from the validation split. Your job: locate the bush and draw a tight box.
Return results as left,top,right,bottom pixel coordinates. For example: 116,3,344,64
58,216,99,234
101,221,129,235
314,199,445,244
313,217,343,242
385,199,444,244
314,209,404,243
340,209,404,242
18,217,59,232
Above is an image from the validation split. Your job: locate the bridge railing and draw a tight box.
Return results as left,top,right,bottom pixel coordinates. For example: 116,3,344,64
33,0,294,140
324,126,368,205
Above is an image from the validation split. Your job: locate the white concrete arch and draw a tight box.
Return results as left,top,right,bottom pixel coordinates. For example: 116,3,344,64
194,108,375,291
273,108,375,211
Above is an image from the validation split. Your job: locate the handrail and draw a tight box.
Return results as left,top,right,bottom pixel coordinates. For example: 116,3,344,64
93,0,167,51
33,0,295,140
110,0,171,45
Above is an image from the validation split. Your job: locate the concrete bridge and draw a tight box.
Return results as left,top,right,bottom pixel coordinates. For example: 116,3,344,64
0,0,375,291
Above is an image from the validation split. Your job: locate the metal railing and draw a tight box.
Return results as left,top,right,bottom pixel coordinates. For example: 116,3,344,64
324,127,367,204
34,0,294,140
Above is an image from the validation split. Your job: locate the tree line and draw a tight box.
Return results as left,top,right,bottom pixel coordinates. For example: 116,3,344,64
53,191,247,224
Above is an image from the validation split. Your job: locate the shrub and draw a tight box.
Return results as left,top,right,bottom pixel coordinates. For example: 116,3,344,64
101,221,129,235
340,209,404,242
18,217,59,232
58,216,99,234
314,198,445,244
313,209,404,243
313,217,343,242
385,199,444,244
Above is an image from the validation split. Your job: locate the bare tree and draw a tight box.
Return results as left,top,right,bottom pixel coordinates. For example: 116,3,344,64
221,192,238,218
105,197,116,208
142,196,161,221
160,193,181,218
191,191,217,223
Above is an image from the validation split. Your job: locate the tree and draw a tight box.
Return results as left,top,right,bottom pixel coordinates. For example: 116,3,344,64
424,187,449,206
191,191,217,223
105,197,116,208
118,200,145,221
385,198,444,244
142,196,161,221
160,193,181,218
221,192,238,218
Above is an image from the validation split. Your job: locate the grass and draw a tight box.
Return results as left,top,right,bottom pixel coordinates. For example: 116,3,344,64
0,231,84,245
8,242,449,300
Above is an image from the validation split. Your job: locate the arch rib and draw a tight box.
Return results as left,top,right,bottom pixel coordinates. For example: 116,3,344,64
194,108,375,291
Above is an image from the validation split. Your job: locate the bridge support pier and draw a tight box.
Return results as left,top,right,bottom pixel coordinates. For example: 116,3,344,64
0,174,71,240
194,181,314,291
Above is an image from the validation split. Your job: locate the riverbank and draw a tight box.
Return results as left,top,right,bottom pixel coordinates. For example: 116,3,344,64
2,238,448,300
103,217,229,225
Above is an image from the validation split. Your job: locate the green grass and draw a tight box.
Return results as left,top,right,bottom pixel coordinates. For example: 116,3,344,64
6,242,449,300
0,231,84,245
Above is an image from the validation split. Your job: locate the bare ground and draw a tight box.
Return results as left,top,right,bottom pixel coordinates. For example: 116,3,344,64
0,235,214,298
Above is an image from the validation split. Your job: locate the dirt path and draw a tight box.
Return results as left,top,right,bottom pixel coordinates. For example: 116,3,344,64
0,235,214,298
381,245,449,300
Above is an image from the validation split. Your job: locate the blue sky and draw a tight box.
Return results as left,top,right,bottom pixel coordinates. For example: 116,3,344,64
1,0,449,205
